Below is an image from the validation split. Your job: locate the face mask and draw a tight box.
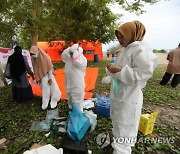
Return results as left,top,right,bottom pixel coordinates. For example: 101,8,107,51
32,54,38,59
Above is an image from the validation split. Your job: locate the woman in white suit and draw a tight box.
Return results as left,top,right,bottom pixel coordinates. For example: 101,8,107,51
62,43,87,111
30,45,61,110
107,21,158,154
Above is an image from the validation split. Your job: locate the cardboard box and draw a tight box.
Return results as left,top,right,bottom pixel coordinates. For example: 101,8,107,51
138,112,158,135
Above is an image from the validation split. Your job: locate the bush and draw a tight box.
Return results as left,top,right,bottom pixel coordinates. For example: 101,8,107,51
153,49,167,53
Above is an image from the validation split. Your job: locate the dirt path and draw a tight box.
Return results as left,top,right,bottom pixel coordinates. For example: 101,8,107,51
143,103,180,127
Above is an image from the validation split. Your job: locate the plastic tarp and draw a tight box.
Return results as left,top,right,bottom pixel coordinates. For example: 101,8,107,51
30,67,99,100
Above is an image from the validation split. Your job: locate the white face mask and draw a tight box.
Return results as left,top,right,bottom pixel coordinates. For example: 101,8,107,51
32,54,38,59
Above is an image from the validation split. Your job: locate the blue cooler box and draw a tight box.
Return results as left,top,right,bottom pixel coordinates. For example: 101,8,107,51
95,102,110,118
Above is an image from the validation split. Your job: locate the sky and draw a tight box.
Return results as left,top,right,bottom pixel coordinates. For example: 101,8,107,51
102,0,180,52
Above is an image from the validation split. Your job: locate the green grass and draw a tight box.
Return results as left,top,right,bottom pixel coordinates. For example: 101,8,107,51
0,61,179,154
143,64,180,108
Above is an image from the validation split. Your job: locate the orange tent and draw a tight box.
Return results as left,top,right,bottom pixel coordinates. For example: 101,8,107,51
37,41,66,61
37,40,103,62
81,40,103,61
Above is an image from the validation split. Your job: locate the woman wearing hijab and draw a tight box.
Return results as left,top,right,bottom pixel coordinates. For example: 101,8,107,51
30,45,61,110
5,46,34,102
106,21,158,153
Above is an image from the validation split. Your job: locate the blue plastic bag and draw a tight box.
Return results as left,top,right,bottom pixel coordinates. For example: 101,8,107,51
96,93,110,105
67,103,90,141
95,93,111,118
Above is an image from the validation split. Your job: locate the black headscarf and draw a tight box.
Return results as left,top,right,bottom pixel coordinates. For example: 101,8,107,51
8,46,26,82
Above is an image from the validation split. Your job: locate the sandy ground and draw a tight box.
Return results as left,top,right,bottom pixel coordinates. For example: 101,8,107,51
155,53,168,65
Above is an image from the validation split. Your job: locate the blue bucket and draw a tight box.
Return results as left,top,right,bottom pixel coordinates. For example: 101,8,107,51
94,54,99,62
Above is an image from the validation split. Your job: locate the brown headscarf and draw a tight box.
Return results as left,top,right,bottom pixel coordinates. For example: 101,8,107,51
115,20,146,46
30,45,53,82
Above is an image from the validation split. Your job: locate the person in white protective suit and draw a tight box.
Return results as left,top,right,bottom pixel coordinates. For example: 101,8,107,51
30,45,61,110
62,43,87,111
106,21,158,154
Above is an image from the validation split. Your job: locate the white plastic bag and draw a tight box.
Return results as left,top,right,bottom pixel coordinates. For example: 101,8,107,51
102,76,111,84
23,144,63,154
84,110,97,132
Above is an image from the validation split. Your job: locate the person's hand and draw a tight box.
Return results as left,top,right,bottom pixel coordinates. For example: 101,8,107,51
32,80,37,85
106,63,112,69
107,65,122,73
32,76,34,80
48,79,52,86
35,79,41,85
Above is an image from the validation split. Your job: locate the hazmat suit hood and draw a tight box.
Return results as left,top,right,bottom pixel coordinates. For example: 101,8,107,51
70,44,83,53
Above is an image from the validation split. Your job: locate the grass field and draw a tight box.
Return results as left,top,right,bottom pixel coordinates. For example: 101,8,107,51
0,60,179,154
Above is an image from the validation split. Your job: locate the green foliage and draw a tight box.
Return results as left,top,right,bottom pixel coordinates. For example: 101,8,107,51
0,0,160,48
153,49,167,53
0,62,179,154
115,0,159,15
0,0,117,48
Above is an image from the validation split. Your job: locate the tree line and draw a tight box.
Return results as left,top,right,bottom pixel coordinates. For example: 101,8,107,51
0,0,160,49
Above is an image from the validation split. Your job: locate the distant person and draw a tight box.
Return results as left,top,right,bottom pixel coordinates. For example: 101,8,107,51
5,46,34,103
106,21,158,154
107,50,110,58
62,43,87,111
160,43,180,88
30,45,61,110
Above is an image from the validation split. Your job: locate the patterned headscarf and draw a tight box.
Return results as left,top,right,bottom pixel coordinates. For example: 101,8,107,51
115,20,146,46
30,45,53,82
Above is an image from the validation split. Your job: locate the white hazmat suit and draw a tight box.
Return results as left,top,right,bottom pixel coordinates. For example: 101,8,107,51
108,41,158,154
62,44,87,111
30,45,61,110
40,68,61,109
